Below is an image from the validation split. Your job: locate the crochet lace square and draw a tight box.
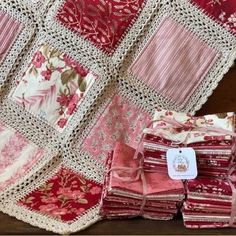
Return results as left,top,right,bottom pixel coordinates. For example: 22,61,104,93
9,43,97,132
129,17,219,106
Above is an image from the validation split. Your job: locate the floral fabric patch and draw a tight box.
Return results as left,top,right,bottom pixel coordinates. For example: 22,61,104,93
129,17,219,106
191,0,236,34
9,44,96,132
18,168,102,222
0,11,23,64
82,95,151,163
0,120,44,192
56,0,146,55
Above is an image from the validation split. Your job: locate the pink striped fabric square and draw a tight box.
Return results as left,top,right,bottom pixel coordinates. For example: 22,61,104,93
0,11,23,64
130,17,219,106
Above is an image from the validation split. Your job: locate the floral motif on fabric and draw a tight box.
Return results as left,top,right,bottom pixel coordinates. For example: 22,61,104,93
191,0,236,34
10,44,96,132
82,95,151,163
18,168,102,222
0,121,44,192
56,0,146,55
143,108,235,144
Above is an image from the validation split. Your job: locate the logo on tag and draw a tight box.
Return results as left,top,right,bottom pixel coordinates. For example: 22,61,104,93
166,148,198,180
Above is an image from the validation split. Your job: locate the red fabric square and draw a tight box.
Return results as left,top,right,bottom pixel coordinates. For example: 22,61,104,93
191,0,236,34
18,168,102,222
56,0,146,55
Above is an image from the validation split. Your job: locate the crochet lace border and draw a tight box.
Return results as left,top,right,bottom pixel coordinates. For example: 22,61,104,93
0,1,36,88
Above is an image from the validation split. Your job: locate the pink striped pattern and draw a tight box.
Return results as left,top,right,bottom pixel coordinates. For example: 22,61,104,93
130,17,219,106
0,11,23,64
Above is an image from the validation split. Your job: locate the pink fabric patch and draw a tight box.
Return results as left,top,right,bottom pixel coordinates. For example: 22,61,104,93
191,0,236,35
0,11,23,64
0,121,44,192
82,95,151,163
56,0,146,55
130,17,219,106
18,168,102,222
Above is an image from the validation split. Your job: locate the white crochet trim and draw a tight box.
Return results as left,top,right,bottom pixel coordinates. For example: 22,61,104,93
0,149,58,199
0,114,58,198
72,81,154,148
0,202,101,234
19,0,53,16
0,0,236,233
122,0,236,113
0,1,35,87
0,156,62,202
63,150,105,184
1,31,111,148
44,0,160,68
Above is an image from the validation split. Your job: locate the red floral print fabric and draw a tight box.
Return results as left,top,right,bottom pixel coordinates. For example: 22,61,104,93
191,0,236,34
18,168,102,222
56,0,146,55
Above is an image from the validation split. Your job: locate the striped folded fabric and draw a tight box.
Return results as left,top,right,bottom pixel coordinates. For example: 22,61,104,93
183,177,236,228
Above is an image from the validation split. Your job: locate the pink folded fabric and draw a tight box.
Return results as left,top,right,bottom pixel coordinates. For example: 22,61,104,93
99,142,185,220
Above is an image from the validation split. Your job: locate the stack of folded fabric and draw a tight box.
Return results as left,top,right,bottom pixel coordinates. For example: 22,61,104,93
143,109,236,178
99,142,185,220
182,177,236,228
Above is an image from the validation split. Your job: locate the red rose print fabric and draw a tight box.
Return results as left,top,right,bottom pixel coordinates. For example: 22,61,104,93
18,168,102,222
191,0,236,34
56,0,146,55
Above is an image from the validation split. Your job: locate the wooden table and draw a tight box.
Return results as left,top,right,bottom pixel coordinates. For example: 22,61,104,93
0,64,236,235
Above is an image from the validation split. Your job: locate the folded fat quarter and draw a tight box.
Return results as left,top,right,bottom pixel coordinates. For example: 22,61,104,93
99,142,185,220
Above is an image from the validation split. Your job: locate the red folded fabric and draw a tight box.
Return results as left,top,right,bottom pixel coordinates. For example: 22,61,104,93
142,111,236,178
182,177,236,228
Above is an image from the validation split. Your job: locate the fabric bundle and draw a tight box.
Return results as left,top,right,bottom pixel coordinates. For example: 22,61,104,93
142,110,236,178
182,177,236,228
99,142,185,220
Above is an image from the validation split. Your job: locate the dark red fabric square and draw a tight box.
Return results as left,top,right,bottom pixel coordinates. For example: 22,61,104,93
18,168,102,222
56,0,146,55
191,0,236,34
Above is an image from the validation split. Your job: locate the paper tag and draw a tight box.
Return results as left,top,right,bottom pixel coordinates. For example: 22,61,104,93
166,147,198,180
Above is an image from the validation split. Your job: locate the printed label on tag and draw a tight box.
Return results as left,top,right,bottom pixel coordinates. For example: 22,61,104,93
166,147,198,180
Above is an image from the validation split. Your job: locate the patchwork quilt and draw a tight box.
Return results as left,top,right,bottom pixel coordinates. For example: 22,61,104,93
0,0,235,233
